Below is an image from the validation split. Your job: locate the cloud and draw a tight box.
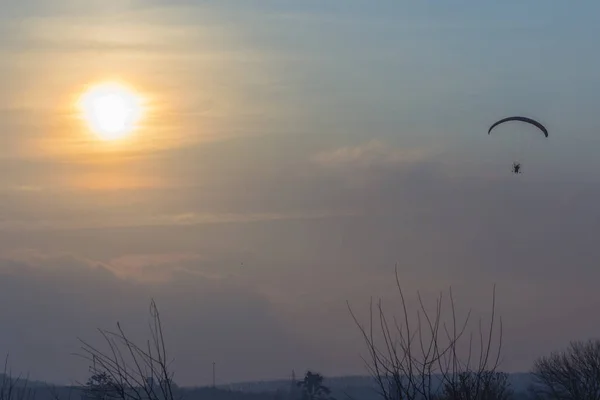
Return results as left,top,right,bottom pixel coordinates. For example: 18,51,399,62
4,14,215,55
0,209,356,232
313,140,431,170
308,139,443,193
0,250,317,385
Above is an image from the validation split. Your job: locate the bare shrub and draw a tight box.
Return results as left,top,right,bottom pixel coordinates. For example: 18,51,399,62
531,339,600,400
348,266,506,400
76,300,178,400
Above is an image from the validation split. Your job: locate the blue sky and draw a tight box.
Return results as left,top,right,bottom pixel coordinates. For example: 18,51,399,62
1,0,600,386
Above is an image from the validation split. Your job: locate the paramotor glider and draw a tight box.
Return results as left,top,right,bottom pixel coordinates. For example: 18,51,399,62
488,116,548,137
487,116,548,174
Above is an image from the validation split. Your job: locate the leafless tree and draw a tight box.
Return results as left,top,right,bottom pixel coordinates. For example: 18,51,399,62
348,266,505,400
531,339,600,400
75,300,179,400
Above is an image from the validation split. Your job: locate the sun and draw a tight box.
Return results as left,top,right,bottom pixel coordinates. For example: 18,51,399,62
78,82,144,140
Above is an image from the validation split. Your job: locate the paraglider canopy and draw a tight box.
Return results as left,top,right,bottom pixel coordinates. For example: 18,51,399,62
488,116,548,137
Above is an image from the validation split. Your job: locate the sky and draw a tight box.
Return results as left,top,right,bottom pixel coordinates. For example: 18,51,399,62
2,0,600,386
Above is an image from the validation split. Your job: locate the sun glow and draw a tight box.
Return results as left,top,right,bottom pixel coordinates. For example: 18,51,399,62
78,82,144,140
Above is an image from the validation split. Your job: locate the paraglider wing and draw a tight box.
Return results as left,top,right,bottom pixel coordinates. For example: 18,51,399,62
488,116,548,137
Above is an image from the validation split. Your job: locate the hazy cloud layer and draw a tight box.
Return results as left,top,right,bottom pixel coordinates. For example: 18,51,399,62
0,250,316,385
2,155,600,384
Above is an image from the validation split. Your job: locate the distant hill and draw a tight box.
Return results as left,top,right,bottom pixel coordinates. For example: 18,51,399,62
0,381,285,400
219,375,373,393
0,372,536,400
219,373,535,396
0,373,52,388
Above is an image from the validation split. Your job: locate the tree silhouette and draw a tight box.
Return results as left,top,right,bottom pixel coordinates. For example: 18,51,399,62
531,339,600,400
297,372,334,400
83,372,118,400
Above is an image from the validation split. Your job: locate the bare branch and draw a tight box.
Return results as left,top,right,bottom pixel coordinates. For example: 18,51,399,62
348,269,505,400
75,300,178,400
